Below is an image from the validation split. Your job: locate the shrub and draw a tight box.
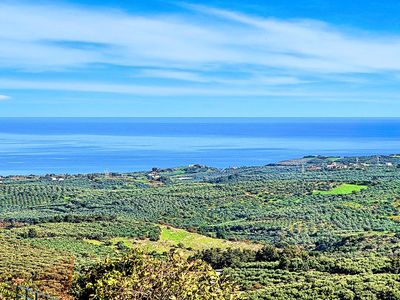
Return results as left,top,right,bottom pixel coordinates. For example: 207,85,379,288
72,249,239,300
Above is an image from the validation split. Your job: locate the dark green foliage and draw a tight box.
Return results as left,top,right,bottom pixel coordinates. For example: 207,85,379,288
27,228,39,238
11,220,161,242
194,248,256,269
256,245,279,262
115,241,129,251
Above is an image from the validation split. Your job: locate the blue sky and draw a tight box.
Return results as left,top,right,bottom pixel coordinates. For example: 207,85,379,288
1,0,400,117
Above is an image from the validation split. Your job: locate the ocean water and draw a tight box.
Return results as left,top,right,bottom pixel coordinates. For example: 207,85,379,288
0,118,400,175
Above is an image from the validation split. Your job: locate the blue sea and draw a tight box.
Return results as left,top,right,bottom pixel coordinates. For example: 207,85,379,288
0,118,400,175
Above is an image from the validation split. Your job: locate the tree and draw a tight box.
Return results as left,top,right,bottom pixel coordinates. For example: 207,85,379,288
255,245,279,262
27,228,39,238
73,249,239,300
115,241,129,252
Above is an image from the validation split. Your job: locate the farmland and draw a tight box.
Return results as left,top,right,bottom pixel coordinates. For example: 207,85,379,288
1,155,400,299
313,183,368,195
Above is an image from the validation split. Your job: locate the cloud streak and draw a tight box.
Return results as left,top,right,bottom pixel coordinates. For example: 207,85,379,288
134,69,306,85
1,1,400,75
0,0,400,110
0,79,397,104
0,79,314,97
0,95,10,101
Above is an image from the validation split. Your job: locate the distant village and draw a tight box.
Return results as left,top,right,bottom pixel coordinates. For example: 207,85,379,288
0,156,399,184
306,161,394,172
302,155,396,172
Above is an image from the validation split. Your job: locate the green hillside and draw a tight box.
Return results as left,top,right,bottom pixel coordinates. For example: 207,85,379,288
1,155,400,299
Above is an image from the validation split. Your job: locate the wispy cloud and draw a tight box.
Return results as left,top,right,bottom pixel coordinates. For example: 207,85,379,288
134,70,210,83
0,95,10,101
1,1,400,75
186,4,400,73
0,79,312,97
0,79,398,104
0,0,400,109
134,69,306,85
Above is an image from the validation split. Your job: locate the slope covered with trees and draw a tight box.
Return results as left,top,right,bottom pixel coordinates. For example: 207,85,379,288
1,155,400,299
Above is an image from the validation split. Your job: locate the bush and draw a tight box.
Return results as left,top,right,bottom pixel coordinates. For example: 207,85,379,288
72,249,239,300
194,248,256,269
255,245,279,262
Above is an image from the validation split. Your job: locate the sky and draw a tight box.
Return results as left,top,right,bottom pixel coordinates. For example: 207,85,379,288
1,0,400,117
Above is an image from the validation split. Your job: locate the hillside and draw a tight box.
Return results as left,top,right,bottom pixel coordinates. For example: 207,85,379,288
1,155,400,299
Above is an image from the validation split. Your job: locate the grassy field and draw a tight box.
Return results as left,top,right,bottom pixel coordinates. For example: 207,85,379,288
313,183,368,195
109,226,261,254
160,226,260,250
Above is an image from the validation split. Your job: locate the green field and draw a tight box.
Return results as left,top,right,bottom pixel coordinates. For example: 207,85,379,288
313,183,368,195
159,226,260,250
110,226,261,254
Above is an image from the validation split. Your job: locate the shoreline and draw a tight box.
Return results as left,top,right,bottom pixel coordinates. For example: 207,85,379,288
0,153,397,178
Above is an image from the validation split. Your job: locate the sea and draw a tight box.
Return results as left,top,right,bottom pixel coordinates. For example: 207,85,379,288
0,118,400,175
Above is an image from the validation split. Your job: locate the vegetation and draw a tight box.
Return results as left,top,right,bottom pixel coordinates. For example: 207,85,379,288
72,249,239,300
1,155,400,299
313,183,368,195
